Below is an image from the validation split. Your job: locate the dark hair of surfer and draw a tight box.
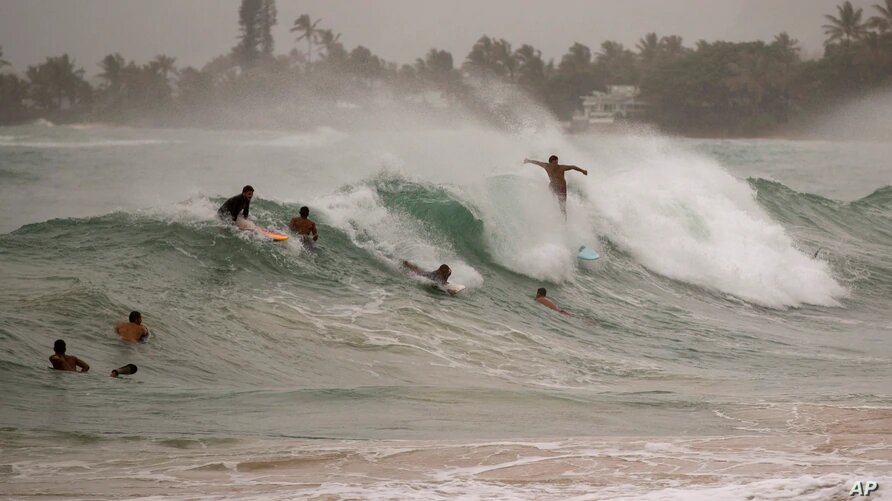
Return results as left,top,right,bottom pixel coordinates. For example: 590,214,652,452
537,288,547,296
242,185,254,194
548,155,558,163
300,206,309,217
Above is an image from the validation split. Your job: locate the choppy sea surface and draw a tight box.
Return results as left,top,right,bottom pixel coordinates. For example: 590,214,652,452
1,121,890,500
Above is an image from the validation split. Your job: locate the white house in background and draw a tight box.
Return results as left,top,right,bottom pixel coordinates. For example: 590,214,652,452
572,85,647,127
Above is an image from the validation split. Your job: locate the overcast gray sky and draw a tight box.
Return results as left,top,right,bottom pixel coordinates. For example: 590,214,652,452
0,0,881,74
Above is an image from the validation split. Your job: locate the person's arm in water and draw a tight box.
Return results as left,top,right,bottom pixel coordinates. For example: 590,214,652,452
310,221,318,241
242,199,250,220
524,158,549,169
402,260,423,275
536,297,570,316
75,357,90,372
561,164,588,176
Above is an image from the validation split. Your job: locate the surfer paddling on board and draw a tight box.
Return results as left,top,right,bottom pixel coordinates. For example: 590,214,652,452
289,206,318,245
535,288,569,316
523,155,588,217
218,185,254,229
49,339,90,372
402,261,451,285
115,311,149,343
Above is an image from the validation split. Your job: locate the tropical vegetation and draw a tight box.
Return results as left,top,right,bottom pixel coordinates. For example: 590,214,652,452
0,1,891,135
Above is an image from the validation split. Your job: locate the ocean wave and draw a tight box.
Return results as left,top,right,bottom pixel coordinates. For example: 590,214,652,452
590,137,847,308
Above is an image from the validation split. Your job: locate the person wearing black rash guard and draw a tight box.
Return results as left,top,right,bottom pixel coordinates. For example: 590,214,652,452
218,185,254,224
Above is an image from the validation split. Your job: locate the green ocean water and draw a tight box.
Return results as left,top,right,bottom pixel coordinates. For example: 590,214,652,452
0,123,890,499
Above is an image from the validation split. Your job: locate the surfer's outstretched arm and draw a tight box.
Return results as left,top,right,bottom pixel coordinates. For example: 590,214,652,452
524,158,548,168
402,260,423,275
562,164,588,176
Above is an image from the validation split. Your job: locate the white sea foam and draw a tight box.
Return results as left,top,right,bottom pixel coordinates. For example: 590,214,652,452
139,194,220,223
7,433,888,501
585,135,847,308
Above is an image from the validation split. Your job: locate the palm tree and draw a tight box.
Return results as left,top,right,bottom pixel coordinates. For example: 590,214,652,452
493,39,516,81
415,49,458,95
153,55,178,83
27,54,86,109
659,35,686,59
291,14,321,69
597,41,637,84
0,72,29,122
637,33,660,62
557,43,592,74
823,1,868,46
98,53,125,91
315,29,347,71
773,32,800,52
772,32,801,64
464,36,516,79
514,44,546,95
868,0,892,32
176,66,211,104
259,0,277,57
725,52,775,113
315,29,341,58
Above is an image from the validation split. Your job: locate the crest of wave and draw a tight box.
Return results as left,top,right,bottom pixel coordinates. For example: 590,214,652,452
318,181,483,288
588,135,847,308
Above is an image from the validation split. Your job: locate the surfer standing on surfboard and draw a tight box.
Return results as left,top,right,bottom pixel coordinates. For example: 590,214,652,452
218,185,254,228
289,206,318,244
523,156,588,217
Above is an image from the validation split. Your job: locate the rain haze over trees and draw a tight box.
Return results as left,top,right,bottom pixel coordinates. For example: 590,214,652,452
1,0,891,135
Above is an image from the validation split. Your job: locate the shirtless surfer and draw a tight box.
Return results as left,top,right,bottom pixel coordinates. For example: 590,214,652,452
115,311,149,343
524,155,588,217
535,288,569,316
289,206,318,244
403,260,451,285
49,339,90,372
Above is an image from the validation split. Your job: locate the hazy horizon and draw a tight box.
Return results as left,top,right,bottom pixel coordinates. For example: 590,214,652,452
0,0,881,74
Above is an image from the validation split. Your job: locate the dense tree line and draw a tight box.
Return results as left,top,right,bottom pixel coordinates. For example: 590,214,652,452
1,0,891,134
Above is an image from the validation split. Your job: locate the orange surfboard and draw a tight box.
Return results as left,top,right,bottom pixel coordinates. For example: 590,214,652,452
253,227,289,241
258,228,289,241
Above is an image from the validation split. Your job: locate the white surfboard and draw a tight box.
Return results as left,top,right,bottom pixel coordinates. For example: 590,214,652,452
436,283,466,295
577,245,600,261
